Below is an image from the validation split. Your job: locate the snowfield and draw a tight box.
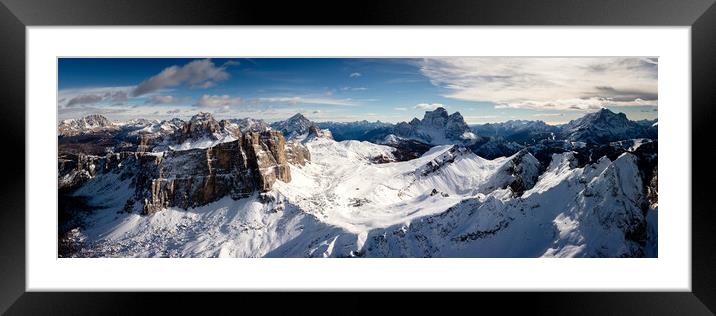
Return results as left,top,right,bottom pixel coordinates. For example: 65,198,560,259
66,137,654,258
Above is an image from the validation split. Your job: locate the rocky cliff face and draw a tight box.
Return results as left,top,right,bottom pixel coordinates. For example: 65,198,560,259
60,130,303,215
285,140,311,166
242,131,292,191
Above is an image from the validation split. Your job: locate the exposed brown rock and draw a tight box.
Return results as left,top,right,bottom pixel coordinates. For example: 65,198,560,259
307,124,333,140
242,131,291,191
285,140,310,166
178,112,220,144
59,129,303,215
646,165,658,207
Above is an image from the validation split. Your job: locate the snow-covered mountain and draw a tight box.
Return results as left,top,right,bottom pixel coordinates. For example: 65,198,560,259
58,114,117,136
58,113,275,154
270,113,335,142
227,117,270,133
270,113,314,138
560,108,653,144
152,112,243,151
59,132,656,258
58,109,658,258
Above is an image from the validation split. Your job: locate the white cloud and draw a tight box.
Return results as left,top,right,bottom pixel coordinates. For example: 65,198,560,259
146,95,192,105
464,115,498,120
60,86,135,107
462,115,501,124
532,113,565,117
104,91,128,103
414,103,445,110
66,94,103,107
394,107,408,111
194,95,242,108
131,59,237,97
256,96,357,106
420,57,658,110
341,86,367,91
349,72,361,78
222,60,241,67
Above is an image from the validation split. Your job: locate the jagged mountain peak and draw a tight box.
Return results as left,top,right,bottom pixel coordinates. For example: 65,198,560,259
560,108,649,144
422,107,450,125
447,111,464,119
270,113,319,139
81,114,112,126
59,114,112,127
424,106,449,117
589,107,626,121
394,107,478,145
288,113,309,122
566,108,632,129
58,114,116,136
189,111,217,122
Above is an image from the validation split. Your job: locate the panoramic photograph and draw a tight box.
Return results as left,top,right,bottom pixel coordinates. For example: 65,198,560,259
57,57,658,258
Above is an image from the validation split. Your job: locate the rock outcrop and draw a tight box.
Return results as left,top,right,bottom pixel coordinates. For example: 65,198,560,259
142,130,293,214
242,131,292,191
285,140,311,166
503,149,541,196
59,130,301,215
177,112,222,144
307,124,333,140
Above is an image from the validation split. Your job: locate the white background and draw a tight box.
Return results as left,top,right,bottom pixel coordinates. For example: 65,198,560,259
27,27,690,291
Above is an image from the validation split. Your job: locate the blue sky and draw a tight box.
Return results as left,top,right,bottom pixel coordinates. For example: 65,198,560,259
58,58,658,124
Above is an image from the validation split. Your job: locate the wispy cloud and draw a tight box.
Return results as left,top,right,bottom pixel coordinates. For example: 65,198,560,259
194,94,242,108
340,86,367,91
532,113,565,118
66,94,103,107
420,57,658,110
131,59,239,97
255,96,357,106
60,86,135,108
463,115,500,123
349,72,361,78
145,95,192,105
394,107,408,111
414,103,445,110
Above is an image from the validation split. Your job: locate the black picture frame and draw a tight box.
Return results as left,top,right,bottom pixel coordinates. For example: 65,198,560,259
1,0,714,314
